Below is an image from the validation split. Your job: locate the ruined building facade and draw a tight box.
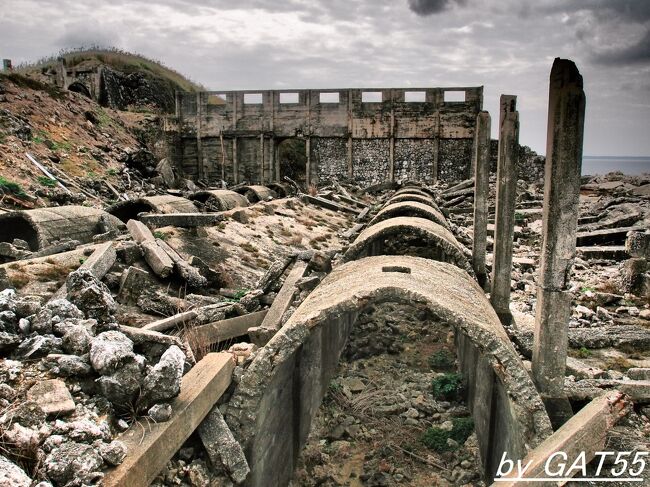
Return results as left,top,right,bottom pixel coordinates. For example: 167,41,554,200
165,87,484,185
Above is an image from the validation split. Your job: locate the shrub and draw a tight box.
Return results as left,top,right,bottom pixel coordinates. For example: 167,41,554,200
431,373,464,402
576,347,591,359
0,176,26,196
153,231,168,241
422,417,475,452
428,349,455,370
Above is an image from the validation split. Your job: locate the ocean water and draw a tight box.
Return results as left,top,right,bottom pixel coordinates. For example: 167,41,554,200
582,156,650,176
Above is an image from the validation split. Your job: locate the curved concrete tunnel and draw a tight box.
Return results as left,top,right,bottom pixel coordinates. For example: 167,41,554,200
107,194,199,223
369,200,449,229
0,205,125,251
234,185,277,203
188,189,250,211
387,192,441,210
225,256,552,486
342,216,471,272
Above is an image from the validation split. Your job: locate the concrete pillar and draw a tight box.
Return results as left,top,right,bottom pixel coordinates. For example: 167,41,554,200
472,111,491,289
233,137,239,184
306,136,311,185
259,133,265,184
196,93,205,180
490,95,519,325
532,59,585,410
347,136,353,178
389,137,395,182
269,137,276,182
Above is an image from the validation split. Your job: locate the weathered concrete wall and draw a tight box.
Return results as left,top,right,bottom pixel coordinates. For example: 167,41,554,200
0,206,125,250
225,256,552,486
107,195,198,223
166,87,483,185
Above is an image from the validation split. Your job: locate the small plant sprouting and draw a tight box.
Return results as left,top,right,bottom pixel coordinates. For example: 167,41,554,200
576,347,591,359
422,417,475,452
153,231,169,241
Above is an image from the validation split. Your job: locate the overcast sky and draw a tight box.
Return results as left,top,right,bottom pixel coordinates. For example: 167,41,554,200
2,0,649,156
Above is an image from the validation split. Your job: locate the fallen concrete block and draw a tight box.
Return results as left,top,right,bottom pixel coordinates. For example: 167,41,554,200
566,357,605,380
141,241,174,278
121,325,196,366
102,352,235,487
442,178,474,195
143,310,198,333
198,405,250,483
191,310,267,347
155,239,207,287
576,226,645,247
492,391,630,486
117,266,150,304
627,368,650,381
127,219,155,243
26,379,75,416
577,245,629,261
301,194,359,214
139,212,223,228
50,241,117,301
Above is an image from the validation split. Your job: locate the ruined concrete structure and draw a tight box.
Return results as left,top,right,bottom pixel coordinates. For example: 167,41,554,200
165,87,483,185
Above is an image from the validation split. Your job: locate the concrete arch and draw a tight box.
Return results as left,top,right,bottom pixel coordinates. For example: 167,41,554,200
0,205,124,251
388,193,440,210
394,187,436,201
369,201,449,229
342,216,470,271
67,81,91,98
107,195,198,223
189,189,249,211
226,256,552,486
400,183,437,198
234,185,277,203
266,182,296,198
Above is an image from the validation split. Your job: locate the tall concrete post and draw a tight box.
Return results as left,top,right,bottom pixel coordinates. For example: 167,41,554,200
532,59,585,424
490,95,519,325
472,111,491,289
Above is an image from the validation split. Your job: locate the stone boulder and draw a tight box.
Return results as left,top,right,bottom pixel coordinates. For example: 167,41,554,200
89,331,134,375
139,345,185,409
44,442,103,486
66,269,117,324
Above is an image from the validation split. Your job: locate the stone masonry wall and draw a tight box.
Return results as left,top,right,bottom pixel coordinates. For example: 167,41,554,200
352,139,390,185
439,138,473,182
394,139,435,183
312,138,348,183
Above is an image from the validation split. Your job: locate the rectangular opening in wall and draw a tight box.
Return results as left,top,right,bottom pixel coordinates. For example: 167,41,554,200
244,93,263,104
404,91,426,102
444,90,466,102
279,92,299,104
319,92,340,104
362,91,382,103
208,94,227,105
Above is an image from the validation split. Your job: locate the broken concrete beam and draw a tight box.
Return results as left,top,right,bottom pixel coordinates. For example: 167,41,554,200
356,206,370,221
27,239,80,259
576,245,629,261
139,212,223,228
26,379,75,416
155,239,207,288
566,379,650,403
301,194,359,214
443,178,474,195
127,219,155,243
141,240,174,278
50,241,117,301
341,223,364,240
492,391,629,486
626,230,650,258
143,310,198,332
256,255,294,293
102,352,235,487
249,260,309,345
198,405,250,483
627,368,650,381
443,193,471,208
191,310,267,347
442,187,474,200
576,226,645,247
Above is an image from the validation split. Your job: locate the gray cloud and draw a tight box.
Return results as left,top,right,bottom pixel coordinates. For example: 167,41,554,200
593,29,650,66
407,0,467,16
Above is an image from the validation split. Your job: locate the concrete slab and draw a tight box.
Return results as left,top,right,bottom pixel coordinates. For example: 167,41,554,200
26,379,75,416
126,219,155,243
191,310,267,346
139,212,223,228
143,311,198,332
141,241,174,278
103,352,235,487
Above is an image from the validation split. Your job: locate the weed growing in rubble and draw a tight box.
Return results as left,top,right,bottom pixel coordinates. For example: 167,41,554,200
431,373,464,402
153,231,168,241
576,347,591,358
0,176,26,197
422,417,475,452
240,242,258,253
428,350,455,370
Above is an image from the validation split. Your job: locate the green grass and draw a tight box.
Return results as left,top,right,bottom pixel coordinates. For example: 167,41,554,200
37,176,57,187
15,46,204,93
422,417,475,452
0,72,66,99
576,347,592,359
106,168,118,176
0,176,27,196
428,350,455,370
153,231,168,241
